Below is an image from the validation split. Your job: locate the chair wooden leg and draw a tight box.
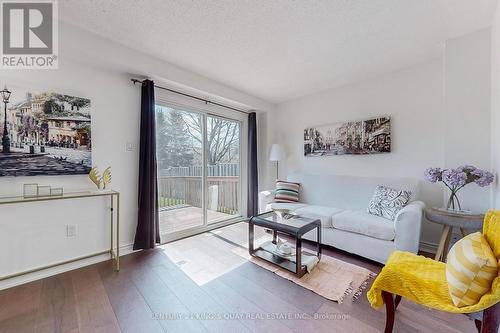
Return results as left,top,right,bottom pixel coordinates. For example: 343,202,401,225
475,319,482,333
394,295,402,309
382,291,396,333
481,302,500,333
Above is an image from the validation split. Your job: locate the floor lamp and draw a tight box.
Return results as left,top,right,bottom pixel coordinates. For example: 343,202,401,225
269,144,284,180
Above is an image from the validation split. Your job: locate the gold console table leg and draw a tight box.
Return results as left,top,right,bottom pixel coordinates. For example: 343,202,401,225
116,192,120,271
110,195,114,259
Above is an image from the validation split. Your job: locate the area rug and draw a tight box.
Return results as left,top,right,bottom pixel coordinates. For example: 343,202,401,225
250,255,377,303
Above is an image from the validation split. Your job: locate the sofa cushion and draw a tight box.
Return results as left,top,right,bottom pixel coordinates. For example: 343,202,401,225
266,202,308,212
332,210,396,241
286,172,420,211
294,205,343,228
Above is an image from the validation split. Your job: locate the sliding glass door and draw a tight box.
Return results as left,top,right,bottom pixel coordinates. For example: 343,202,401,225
155,104,242,241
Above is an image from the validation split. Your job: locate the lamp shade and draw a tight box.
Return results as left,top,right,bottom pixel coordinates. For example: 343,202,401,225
269,144,284,161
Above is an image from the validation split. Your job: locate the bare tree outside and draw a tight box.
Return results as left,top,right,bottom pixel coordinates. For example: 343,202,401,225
182,113,240,165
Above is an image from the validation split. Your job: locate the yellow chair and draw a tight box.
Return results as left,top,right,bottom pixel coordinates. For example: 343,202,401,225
367,210,500,333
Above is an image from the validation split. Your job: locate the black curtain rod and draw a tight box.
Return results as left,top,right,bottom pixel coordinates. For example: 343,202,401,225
131,78,249,115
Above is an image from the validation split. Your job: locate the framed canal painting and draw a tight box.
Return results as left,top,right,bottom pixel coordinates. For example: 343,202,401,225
0,86,92,176
304,116,391,156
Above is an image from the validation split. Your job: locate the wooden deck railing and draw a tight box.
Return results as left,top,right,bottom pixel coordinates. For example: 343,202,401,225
158,176,240,214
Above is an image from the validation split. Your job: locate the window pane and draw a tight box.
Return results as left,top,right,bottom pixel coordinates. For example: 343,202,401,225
206,115,240,224
156,105,203,235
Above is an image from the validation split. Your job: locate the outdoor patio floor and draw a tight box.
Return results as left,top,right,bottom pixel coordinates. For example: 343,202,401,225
159,205,239,235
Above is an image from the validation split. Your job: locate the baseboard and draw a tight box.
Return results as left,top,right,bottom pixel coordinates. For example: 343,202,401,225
0,243,136,291
419,240,438,254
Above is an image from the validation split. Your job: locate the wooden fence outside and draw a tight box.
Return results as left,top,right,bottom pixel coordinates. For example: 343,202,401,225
159,164,239,177
158,176,240,215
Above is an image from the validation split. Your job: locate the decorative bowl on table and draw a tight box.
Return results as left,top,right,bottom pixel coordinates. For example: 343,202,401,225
272,208,298,220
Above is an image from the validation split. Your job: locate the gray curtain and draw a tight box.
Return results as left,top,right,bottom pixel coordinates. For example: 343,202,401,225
247,112,259,217
133,79,160,250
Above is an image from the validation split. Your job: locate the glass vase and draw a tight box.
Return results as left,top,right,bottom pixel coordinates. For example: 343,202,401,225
446,191,462,211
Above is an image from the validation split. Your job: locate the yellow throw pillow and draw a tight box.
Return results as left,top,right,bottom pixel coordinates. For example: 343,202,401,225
446,232,498,307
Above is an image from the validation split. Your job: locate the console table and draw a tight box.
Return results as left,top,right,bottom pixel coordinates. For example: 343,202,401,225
0,190,120,281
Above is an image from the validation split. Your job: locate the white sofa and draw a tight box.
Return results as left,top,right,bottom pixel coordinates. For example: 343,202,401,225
259,172,425,264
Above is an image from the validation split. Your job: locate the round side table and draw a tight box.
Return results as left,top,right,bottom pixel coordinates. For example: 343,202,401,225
424,207,484,262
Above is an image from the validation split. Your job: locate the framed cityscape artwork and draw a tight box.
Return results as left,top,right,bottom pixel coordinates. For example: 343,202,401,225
0,86,92,176
304,116,391,156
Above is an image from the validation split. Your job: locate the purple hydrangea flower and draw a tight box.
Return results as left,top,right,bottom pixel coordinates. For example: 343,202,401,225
472,169,494,187
442,169,467,187
424,167,442,183
472,169,484,178
458,165,477,172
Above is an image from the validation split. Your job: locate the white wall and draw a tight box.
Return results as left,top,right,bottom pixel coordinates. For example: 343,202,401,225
491,2,500,208
0,23,273,289
267,29,492,248
444,29,492,213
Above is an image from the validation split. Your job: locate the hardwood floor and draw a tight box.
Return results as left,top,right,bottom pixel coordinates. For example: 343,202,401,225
0,223,477,333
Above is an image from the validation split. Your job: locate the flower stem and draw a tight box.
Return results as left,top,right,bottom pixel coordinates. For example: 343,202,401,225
446,189,462,211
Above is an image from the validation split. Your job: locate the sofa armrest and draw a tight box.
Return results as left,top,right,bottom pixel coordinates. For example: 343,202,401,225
258,190,276,214
394,200,425,254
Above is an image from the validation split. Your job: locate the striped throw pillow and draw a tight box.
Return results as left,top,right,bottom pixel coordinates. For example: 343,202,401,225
446,232,498,307
274,180,300,203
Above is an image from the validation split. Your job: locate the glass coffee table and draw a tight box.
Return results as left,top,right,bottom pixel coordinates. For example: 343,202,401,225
248,210,321,278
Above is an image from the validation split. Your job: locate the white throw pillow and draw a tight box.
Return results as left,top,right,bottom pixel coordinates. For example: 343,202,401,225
367,185,411,220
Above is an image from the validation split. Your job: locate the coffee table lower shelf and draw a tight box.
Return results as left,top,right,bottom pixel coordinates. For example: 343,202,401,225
251,245,319,277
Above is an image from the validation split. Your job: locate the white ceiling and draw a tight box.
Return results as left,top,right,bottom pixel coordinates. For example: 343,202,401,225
59,0,498,103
